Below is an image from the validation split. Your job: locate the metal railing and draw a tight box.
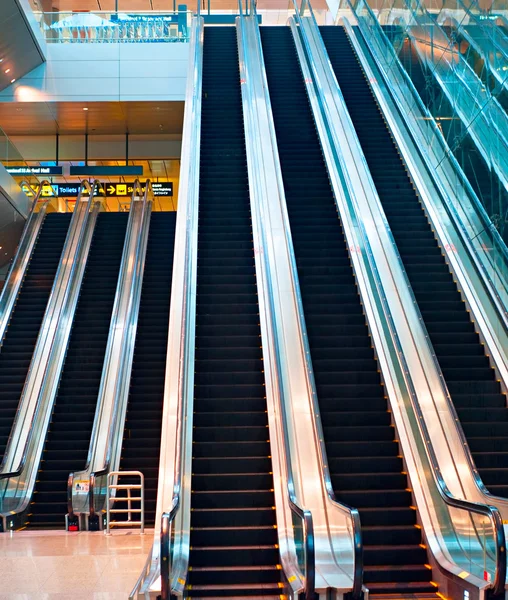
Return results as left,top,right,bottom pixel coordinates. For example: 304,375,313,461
33,10,192,43
237,0,316,596
106,471,144,534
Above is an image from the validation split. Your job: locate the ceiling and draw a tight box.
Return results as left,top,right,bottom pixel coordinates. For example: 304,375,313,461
0,0,45,93
0,100,184,136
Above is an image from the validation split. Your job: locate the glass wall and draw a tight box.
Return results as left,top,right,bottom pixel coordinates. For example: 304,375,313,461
360,0,508,244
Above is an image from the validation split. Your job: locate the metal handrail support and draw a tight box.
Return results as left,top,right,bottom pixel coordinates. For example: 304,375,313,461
106,471,144,534
237,1,360,597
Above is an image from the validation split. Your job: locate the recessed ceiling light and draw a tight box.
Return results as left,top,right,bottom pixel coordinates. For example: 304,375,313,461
83,107,88,111
0,59,3,63
10,79,15,83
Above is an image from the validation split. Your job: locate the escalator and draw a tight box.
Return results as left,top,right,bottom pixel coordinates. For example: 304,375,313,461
320,25,508,502
260,26,436,597
0,213,71,461
118,211,176,526
187,26,280,596
26,212,128,528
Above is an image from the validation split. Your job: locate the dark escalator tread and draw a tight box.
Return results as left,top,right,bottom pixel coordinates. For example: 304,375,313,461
118,211,176,526
260,25,434,597
0,213,71,461
26,212,129,529
187,26,280,596
320,25,508,505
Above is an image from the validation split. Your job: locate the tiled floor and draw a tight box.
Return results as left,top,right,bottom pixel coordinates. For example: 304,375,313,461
0,529,154,599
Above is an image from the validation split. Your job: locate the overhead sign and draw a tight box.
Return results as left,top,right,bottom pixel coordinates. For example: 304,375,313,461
105,182,173,197
56,183,81,197
152,182,173,197
7,166,63,176
111,13,179,23
70,166,143,177
24,181,173,198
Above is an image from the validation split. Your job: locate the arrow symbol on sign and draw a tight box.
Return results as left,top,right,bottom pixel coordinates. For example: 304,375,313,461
108,185,116,194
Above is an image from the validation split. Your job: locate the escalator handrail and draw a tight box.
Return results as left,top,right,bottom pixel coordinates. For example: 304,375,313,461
0,180,56,347
238,1,316,596
293,6,507,595
288,5,364,597
67,180,152,519
0,180,99,482
249,0,317,587
67,179,140,518
156,14,203,598
244,1,364,596
345,10,508,511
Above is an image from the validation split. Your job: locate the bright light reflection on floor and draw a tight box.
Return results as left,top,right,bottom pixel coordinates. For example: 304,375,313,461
0,528,153,599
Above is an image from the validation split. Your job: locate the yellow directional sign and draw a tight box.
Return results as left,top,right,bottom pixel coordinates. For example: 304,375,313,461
22,181,173,199
40,184,55,197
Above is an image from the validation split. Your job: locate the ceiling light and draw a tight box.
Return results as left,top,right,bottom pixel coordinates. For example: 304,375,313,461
10,79,15,83
5,69,10,74
83,107,88,111
0,59,3,63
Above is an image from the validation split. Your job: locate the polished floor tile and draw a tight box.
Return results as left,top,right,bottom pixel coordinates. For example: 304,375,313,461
0,529,154,599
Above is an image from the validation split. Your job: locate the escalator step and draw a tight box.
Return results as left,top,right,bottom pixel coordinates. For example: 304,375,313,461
260,25,434,597
0,213,71,462
187,27,280,596
27,213,128,529
321,23,505,597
